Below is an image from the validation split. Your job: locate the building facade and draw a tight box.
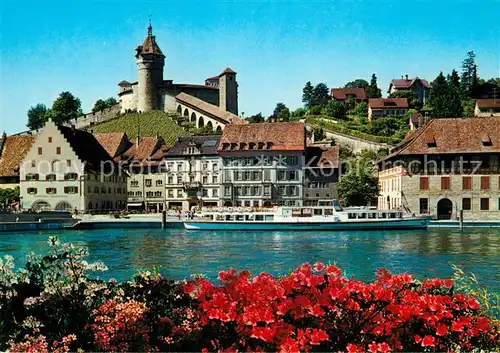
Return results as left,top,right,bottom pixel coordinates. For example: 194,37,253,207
20,120,127,212
368,98,409,119
218,122,306,207
303,144,340,206
378,117,500,220
330,88,367,104
474,99,500,117
388,75,431,104
165,136,221,210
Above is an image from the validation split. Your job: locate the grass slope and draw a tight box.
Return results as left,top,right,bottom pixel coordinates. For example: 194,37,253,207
91,111,189,146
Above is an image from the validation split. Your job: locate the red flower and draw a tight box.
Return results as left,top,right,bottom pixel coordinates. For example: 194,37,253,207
414,335,422,344
279,337,299,353
347,343,363,353
379,342,391,353
314,262,325,272
250,326,274,343
421,335,436,347
369,343,379,353
451,321,464,332
309,329,329,345
476,317,491,332
325,265,341,276
202,348,208,353
436,323,448,336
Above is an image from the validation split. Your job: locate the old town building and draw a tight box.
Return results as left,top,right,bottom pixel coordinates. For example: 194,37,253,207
20,120,127,212
388,75,431,104
378,117,500,220
368,98,409,119
303,144,340,206
165,136,221,210
218,122,306,207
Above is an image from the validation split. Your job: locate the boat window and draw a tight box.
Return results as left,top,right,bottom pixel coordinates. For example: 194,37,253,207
255,215,264,221
325,209,333,216
379,213,387,219
246,215,254,221
216,215,224,221
264,215,274,221
389,213,396,219
368,213,376,219
292,208,312,217
359,213,366,219
314,209,322,216
225,215,234,221
348,213,357,219
236,215,244,221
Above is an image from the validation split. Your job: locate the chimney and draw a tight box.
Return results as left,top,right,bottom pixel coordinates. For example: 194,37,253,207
405,74,408,81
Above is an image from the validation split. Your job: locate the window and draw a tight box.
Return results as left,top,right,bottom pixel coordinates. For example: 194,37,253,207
177,177,183,184
288,186,297,196
189,175,195,182
46,187,57,194
243,171,251,181
94,186,99,193
154,191,162,197
26,173,39,181
441,176,450,190
67,160,71,167
212,175,218,184
278,185,286,195
462,176,472,190
27,188,37,195
56,147,61,154
38,147,42,155
235,186,242,196
289,171,297,181
31,160,36,167
480,198,489,210
264,185,271,196
128,191,134,196
213,189,218,197
264,170,271,181
108,187,111,194
202,163,209,171
168,190,174,198
87,186,92,194
481,176,490,190
202,189,208,197
213,163,219,172
202,176,208,184
168,176,173,184
177,190,183,198
156,180,163,186
46,174,56,181
243,186,250,196
177,163,183,171
48,137,52,143
130,180,139,187
146,191,154,198
64,173,78,181
64,186,78,194
462,198,471,211
145,179,152,187
278,171,286,181
224,186,231,196
252,186,260,196
419,176,429,190
101,187,106,194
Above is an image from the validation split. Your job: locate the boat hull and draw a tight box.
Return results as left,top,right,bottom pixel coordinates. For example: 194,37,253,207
183,218,430,231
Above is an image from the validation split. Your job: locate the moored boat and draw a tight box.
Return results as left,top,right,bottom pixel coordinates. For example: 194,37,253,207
183,201,430,231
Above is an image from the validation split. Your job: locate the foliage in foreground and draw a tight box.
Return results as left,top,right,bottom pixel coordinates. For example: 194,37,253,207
0,238,498,352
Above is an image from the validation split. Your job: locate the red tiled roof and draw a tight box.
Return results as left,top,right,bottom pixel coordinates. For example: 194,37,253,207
218,122,306,152
0,135,35,177
331,88,367,100
306,146,339,167
369,98,408,109
122,137,163,162
219,67,237,76
391,77,431,89
476,99,500,109
386,117,500,156
175,92,247,125
94,132,127,158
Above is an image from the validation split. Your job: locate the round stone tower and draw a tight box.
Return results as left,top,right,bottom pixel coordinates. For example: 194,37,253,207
135,23,165,112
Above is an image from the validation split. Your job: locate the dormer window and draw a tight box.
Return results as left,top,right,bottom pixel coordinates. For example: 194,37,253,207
249,142,256,150
425,135,436,148
481,134,493,146
258,142,265,150
266,142,274,150
230,143,237,151
222,143,230,150
239,143,247,150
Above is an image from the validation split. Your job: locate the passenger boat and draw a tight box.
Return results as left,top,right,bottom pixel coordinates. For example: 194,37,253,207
183,200,430,231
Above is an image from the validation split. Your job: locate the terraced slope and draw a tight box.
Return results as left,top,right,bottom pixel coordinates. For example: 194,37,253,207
90,111,189,146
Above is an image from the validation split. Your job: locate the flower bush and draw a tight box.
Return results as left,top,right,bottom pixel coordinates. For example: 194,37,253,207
1,237,498,352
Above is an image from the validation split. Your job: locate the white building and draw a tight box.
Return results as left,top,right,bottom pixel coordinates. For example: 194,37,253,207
20,120,127,212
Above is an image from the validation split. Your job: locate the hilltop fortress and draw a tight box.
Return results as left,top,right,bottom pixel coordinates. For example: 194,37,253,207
117,24,244,131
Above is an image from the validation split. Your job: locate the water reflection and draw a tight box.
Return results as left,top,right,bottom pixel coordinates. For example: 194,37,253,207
0,228,498,289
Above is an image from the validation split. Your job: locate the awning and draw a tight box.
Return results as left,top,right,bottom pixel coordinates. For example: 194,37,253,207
127,203,143,207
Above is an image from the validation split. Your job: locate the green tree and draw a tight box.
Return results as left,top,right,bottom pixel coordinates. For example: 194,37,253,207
308,125,326,141
447,70,463,117
430,72,452,118
344,79,369,89
273,103,290,121
338,156,379,206
366,74,382,98
462,98,476,117
247,113,265,123
104,97,118,107
92,99,107,113
51,91,82,124
0,187,20,210
26,103,48,130
350,101,368,117
461,51,479,97
302,81,314,109
311,83,330,107
370,117,400,136
290,107,306,119
323,100,347,120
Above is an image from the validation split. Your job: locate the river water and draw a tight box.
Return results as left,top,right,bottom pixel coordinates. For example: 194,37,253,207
0,228,498,289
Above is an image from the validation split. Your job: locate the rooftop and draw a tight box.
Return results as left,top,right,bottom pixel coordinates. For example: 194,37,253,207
94,132,128,158
306,145,340,168
331,88,367,101
391,77,431,89
218,122,306,152
476,99,500,109
167,136,221,156
369,98,409,109
0,134,35,177
175,92,246,124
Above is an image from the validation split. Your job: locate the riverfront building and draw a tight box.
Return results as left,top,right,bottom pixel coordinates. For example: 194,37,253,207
377,117,500,220
303,144,340,206
165,136,221,210
20,120,127,212
218,122,306,207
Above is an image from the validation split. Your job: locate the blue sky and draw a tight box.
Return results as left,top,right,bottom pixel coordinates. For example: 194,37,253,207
1,0,499,134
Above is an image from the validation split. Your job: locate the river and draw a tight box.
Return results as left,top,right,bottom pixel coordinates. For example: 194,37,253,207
0,228,498,289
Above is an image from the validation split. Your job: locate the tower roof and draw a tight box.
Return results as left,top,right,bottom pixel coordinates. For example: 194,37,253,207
135,24,164,57
218,67,237,76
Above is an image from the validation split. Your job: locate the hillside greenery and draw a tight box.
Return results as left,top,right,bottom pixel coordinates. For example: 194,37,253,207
90,111,191,145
